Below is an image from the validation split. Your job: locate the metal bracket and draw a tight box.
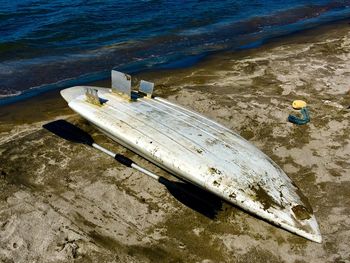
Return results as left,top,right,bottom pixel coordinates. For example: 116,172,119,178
111,70,131,99
139,80,154,98
85,88,101,106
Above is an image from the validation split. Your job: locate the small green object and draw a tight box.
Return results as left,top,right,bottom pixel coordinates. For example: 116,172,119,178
288,107,310,125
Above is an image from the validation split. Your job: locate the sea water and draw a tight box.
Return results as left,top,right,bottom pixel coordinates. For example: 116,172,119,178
0,0,349,104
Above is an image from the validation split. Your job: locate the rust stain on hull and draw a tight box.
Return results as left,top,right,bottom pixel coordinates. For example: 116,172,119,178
292,205,312,220
249,184,282,211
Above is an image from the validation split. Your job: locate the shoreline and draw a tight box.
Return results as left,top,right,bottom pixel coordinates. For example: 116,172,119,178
1,18,350,109
0,17,350,262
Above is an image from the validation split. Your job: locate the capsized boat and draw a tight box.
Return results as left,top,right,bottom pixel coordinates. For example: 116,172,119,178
61,70,322,243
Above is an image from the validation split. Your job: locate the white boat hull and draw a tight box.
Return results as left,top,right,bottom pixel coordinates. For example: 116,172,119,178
61,86,322,243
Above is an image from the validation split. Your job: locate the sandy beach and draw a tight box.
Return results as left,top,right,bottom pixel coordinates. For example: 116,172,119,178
0,20,349,262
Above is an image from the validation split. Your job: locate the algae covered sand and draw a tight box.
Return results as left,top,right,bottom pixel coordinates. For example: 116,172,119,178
0,21,350,262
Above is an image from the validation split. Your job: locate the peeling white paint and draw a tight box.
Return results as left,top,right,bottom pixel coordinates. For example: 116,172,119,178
61,86,322,243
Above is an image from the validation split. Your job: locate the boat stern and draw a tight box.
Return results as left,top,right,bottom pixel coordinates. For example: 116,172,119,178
61,86,110,104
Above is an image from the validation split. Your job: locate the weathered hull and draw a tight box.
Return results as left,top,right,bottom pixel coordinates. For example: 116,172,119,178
61,86,322,243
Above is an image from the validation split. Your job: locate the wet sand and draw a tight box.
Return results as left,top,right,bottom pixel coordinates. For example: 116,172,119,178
0,20,350,262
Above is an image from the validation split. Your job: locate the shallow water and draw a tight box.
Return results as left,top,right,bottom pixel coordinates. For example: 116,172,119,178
0,0,349,104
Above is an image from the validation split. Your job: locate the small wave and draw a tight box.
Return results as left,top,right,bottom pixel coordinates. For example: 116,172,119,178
180,2,350,38
0,90,22,98
0,71,109,106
